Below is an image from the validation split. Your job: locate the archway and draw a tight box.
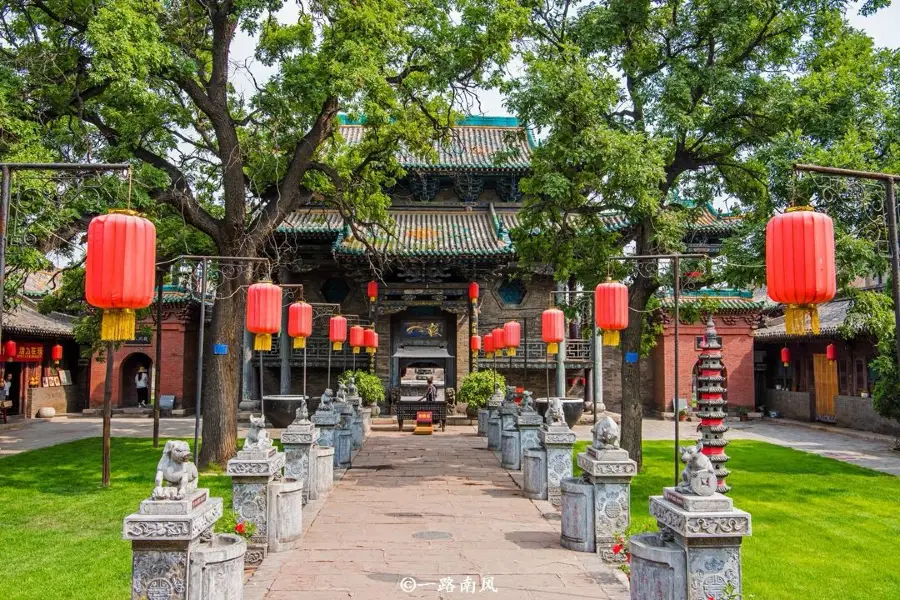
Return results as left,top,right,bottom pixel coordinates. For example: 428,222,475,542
120,352,153,407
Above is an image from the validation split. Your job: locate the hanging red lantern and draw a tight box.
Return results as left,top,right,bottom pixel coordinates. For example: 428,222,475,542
364,328,377,354
3,340,16,361
288,302,313,349
826,343,837,361
470,334,482,353
492,327,506,357
469,282,479,303
370,332,379,354
503,321,521,357
484,333,494,359
329,315,347,351
349,325,365,354
595,280,629,347
246,281,282,351
51,344,63,363
781,347,791,367
367,281,378,303
766,208,836,334
542,308,565,355
85,210,157,341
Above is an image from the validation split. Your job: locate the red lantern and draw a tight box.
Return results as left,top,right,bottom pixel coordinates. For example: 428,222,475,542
364,328,378,354
85,210,157,341
542,308,565,355
781,347,791,367
330,315,347,351
469,282,479,303
3,340,16,361
246,281,282,351
484,333,494,358
826,343,837,361
766,208,836,334
51,344,63,363
503,321,521,357
370,332,379,354
470,334,482,353
349,325,365,354
288,302,313,349
492,327,506,356
367,281,378,303
595,280,629,347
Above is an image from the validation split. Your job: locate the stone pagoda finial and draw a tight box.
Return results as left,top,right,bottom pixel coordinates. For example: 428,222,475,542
696,315,730,493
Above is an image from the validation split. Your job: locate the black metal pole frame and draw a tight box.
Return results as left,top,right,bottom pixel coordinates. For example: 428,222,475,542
153,269,165,447
550,290,600,424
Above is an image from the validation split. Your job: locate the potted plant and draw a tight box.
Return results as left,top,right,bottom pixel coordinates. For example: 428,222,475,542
216,510,257,540
737,406,750,422
678,408,689,422
458,370,505,419
338,369,385,413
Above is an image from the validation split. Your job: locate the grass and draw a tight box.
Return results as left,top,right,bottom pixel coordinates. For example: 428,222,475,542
0,438,232,600
574,439,900,600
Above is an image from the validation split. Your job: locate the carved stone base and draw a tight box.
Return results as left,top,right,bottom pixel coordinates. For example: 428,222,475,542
267,480,303,552
282,420,317,505
500,429,520,470
487,411,501,450
335,428,352,468
578,448,637,562
541,424,576,507
244,542,267,567
560,476,594,552
315,446,335,498
188,534,246,600
477,408,489,437
351,415,363,450
517,416,542,467
522,447,547,500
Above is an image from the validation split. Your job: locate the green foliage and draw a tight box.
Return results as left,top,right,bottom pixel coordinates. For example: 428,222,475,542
457,370,505,409
338,370,385,406
216,510,257,539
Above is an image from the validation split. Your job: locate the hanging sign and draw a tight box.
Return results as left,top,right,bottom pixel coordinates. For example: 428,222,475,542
213,344,228,355
625,352,639,364
1,343,44,362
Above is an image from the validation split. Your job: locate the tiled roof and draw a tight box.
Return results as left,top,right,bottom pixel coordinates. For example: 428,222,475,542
498,205,734,236
754,298,852,340
335,209,514,258
660,289,764,314
499,212,632,234
277,210,344,234
4,298,74,338
22,271,61,298
337,116,532,172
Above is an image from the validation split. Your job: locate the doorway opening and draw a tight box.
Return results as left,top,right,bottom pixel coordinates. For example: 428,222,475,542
120,352,153,407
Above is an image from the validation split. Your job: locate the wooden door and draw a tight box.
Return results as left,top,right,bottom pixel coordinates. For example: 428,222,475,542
813,353,838,421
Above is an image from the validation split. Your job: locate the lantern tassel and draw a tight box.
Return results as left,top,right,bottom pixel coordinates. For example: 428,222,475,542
293,337,306,349
507,348,517,357
353,347,360,354
547,343,558,355
333,342,343,351
254,333,272,351
785,304,821,335
602,330,620,347
101,309,136,341
810,307,820,334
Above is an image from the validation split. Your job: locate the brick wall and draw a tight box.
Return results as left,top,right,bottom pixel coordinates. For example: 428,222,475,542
26,386,79,417
765,389,813,421
834,395,900,436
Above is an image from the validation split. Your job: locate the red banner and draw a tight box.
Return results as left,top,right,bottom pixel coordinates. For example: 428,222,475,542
1,342,44,362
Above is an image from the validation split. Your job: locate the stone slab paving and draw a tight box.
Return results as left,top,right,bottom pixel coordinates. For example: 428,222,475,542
245,429,629,600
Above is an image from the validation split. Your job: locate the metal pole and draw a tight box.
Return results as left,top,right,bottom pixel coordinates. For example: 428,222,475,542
102,341,114,488
523,320,529,389
597,327,604,414
591,301,598,424
469,294,475,374
884,178,900,382
556,282,566,397
258,350,265,415
280,292,290,394
327,345,332,390
193,259,208,458
153,269,164,448
673,256,681,486
303,345,308,401
0,165,10,348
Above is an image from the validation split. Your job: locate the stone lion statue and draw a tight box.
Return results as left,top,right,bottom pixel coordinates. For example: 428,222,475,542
678,440,717,496
244,414,272,450
295,397,309,421
545,397,564,426
520,391,535,413
336,382,348,402
592,416,620,449
152,440,198,501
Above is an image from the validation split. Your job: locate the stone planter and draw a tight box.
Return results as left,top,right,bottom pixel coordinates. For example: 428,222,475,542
560,476,595,553
262,395,308,428
188,533,246,600
534,397,584,429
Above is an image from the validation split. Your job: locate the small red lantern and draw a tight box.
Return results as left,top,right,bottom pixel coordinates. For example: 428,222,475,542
470,334,482,353
484,333,494,358
3,340,16,361
85,210,157,341
766,208,836,334
364,328,378,354
492,327,506,357
329,315,347,351
288,302,313,349
370,332,379,354
51,344,63,363
367,281,378,303
781,347,791,367
349,325,365,354
542,308,565,355
826,343,837,361
503,321,521,357
469,282,479,303
595,280,629,347
246,281,282,351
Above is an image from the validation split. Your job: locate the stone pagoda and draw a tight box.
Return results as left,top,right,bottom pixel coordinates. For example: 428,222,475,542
696,316,730,493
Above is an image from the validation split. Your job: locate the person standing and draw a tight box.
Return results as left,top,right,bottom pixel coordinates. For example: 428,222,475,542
1,372,11,424
419,376,437,403
135,366,149,407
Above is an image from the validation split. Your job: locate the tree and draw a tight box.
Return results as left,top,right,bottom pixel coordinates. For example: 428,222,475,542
506,0,895,467
1,0,527,466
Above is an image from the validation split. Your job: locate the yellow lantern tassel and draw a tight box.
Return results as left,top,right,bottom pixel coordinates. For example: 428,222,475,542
333,342,343,351
507,348,517,357
101,309,136,341
602,330,621,347
254,333,272,351
353,347,360,354
486,352,494,359
293,337,306,349
547,343,558,355
809,306,820,334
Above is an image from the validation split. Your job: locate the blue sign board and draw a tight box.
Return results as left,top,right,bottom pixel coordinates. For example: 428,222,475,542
213,344,228,355
625,351,639,364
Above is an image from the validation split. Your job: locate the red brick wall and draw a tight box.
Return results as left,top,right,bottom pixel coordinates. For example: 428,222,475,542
652,316,755,412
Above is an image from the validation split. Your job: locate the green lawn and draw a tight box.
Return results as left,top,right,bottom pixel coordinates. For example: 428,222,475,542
0,438,232,600
574,439,900,600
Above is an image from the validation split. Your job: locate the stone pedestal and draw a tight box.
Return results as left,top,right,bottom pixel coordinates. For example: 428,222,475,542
577,446,637,561
517,412,543,466
334,402,354,468
560,476,594,552
282,418,318,505
360,407,372,437
477,408,489,436
630,488,751,600
487,407,501,450
348,395,364,450
522,447,547,500
540,423,576,506
188,533,246,600
315,446,335,498
500,427,520,470
226,447,286,566
123,489,225,600
311,409,340,448
500,402,518,432
267,480,303,552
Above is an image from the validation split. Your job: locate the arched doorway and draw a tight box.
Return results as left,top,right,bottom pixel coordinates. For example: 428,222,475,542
120,352,152,407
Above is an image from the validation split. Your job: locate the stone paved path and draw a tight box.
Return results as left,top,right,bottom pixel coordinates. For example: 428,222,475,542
245,429,629,600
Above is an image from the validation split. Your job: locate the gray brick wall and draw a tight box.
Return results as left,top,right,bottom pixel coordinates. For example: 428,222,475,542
834,395,900,436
